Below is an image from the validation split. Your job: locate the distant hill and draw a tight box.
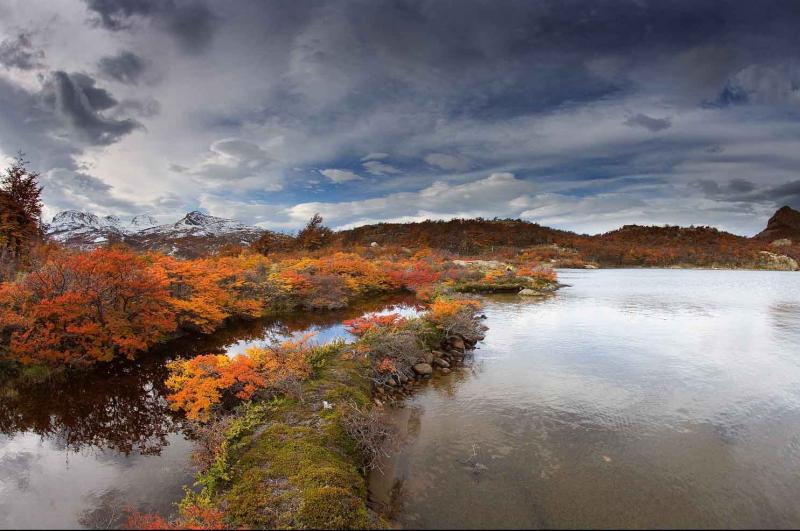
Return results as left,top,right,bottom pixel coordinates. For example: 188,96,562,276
755,205,800,243
333,209,798,269
335,218,578,254
576,224,762,268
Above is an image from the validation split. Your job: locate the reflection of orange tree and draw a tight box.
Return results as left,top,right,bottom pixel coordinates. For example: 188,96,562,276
0,356,179,455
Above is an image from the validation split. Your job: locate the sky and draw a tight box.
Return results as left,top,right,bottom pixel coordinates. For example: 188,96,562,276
1,0,799,235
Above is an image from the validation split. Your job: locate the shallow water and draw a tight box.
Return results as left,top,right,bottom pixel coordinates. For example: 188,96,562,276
370,269,800,529
0,294,419,529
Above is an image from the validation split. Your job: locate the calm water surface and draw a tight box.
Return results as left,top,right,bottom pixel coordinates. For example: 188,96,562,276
371,269,800,529
0,295,419,529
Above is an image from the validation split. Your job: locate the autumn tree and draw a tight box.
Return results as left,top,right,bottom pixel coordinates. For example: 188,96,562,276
251,230,295,255
3,155,43,223
0,155,43,278
166,334,314,421
2,247,176,366
296,213,333,250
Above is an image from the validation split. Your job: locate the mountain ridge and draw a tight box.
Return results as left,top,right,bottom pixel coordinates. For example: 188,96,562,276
46,206,799,266
46,209,267,258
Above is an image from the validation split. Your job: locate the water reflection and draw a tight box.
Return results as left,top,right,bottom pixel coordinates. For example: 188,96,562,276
0,293,419,529
372,269,800,529
0,358,178,456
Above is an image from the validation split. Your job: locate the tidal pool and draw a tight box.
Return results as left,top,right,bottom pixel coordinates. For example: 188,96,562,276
370,269,800,529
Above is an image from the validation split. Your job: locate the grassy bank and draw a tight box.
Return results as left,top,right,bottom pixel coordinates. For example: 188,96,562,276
185,345,379,529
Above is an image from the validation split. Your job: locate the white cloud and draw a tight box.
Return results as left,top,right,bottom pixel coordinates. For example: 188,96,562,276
286,172,532,227
189,138,283,191
319,168,361,183
362,159,401,175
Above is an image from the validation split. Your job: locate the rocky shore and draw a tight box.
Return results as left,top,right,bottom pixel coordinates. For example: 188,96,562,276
373,322,485,405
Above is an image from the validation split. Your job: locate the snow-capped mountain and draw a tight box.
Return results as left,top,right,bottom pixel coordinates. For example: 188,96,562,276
138,211,257,238
46,210,267,257
47,210,148,246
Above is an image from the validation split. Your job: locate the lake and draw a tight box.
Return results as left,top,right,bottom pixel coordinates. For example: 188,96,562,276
2,270,799,528
370,269,800,529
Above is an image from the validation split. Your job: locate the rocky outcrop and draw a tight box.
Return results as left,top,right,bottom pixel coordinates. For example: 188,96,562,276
756,206,800,242
756,251,799,271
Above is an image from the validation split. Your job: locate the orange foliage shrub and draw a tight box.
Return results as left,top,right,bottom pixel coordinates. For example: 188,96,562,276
153,256,233,333
166,354,264,421
272,253,394,309
428,298,481,324
126,505,225,530
343,312,406,336
243,332,314,386
1,248,176,366
166,334,314,421
516,265,557,282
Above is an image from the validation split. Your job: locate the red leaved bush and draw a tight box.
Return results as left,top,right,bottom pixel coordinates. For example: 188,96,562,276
1,247,176,366
343,312,406,336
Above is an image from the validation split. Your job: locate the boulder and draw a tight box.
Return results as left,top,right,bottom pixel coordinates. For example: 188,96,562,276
518,288,539,296
440,368,451,375
413,363,433,376
433,357,450,368
449,336,465,351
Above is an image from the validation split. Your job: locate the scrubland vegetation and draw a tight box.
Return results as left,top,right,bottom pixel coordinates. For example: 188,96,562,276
0,243,554,370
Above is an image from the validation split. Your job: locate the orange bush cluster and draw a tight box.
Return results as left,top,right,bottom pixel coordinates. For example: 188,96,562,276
343,312,406,336
0,248,176,366
428,298,481,324
0,242,551,368
126,505,225,530
165,333,314,421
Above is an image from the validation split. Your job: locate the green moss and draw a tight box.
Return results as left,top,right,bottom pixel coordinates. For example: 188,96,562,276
452,276,556,293
297,486,372,529
191,348,385,529
306,339,346,376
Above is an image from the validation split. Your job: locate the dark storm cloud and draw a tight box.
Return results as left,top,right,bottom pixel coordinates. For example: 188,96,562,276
0,32,44,70
43,71,141,145
748,180,800,207
0,76,142,215
97,51,147,84
84,0,218,53
696,178,799,209
624,114,672,132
